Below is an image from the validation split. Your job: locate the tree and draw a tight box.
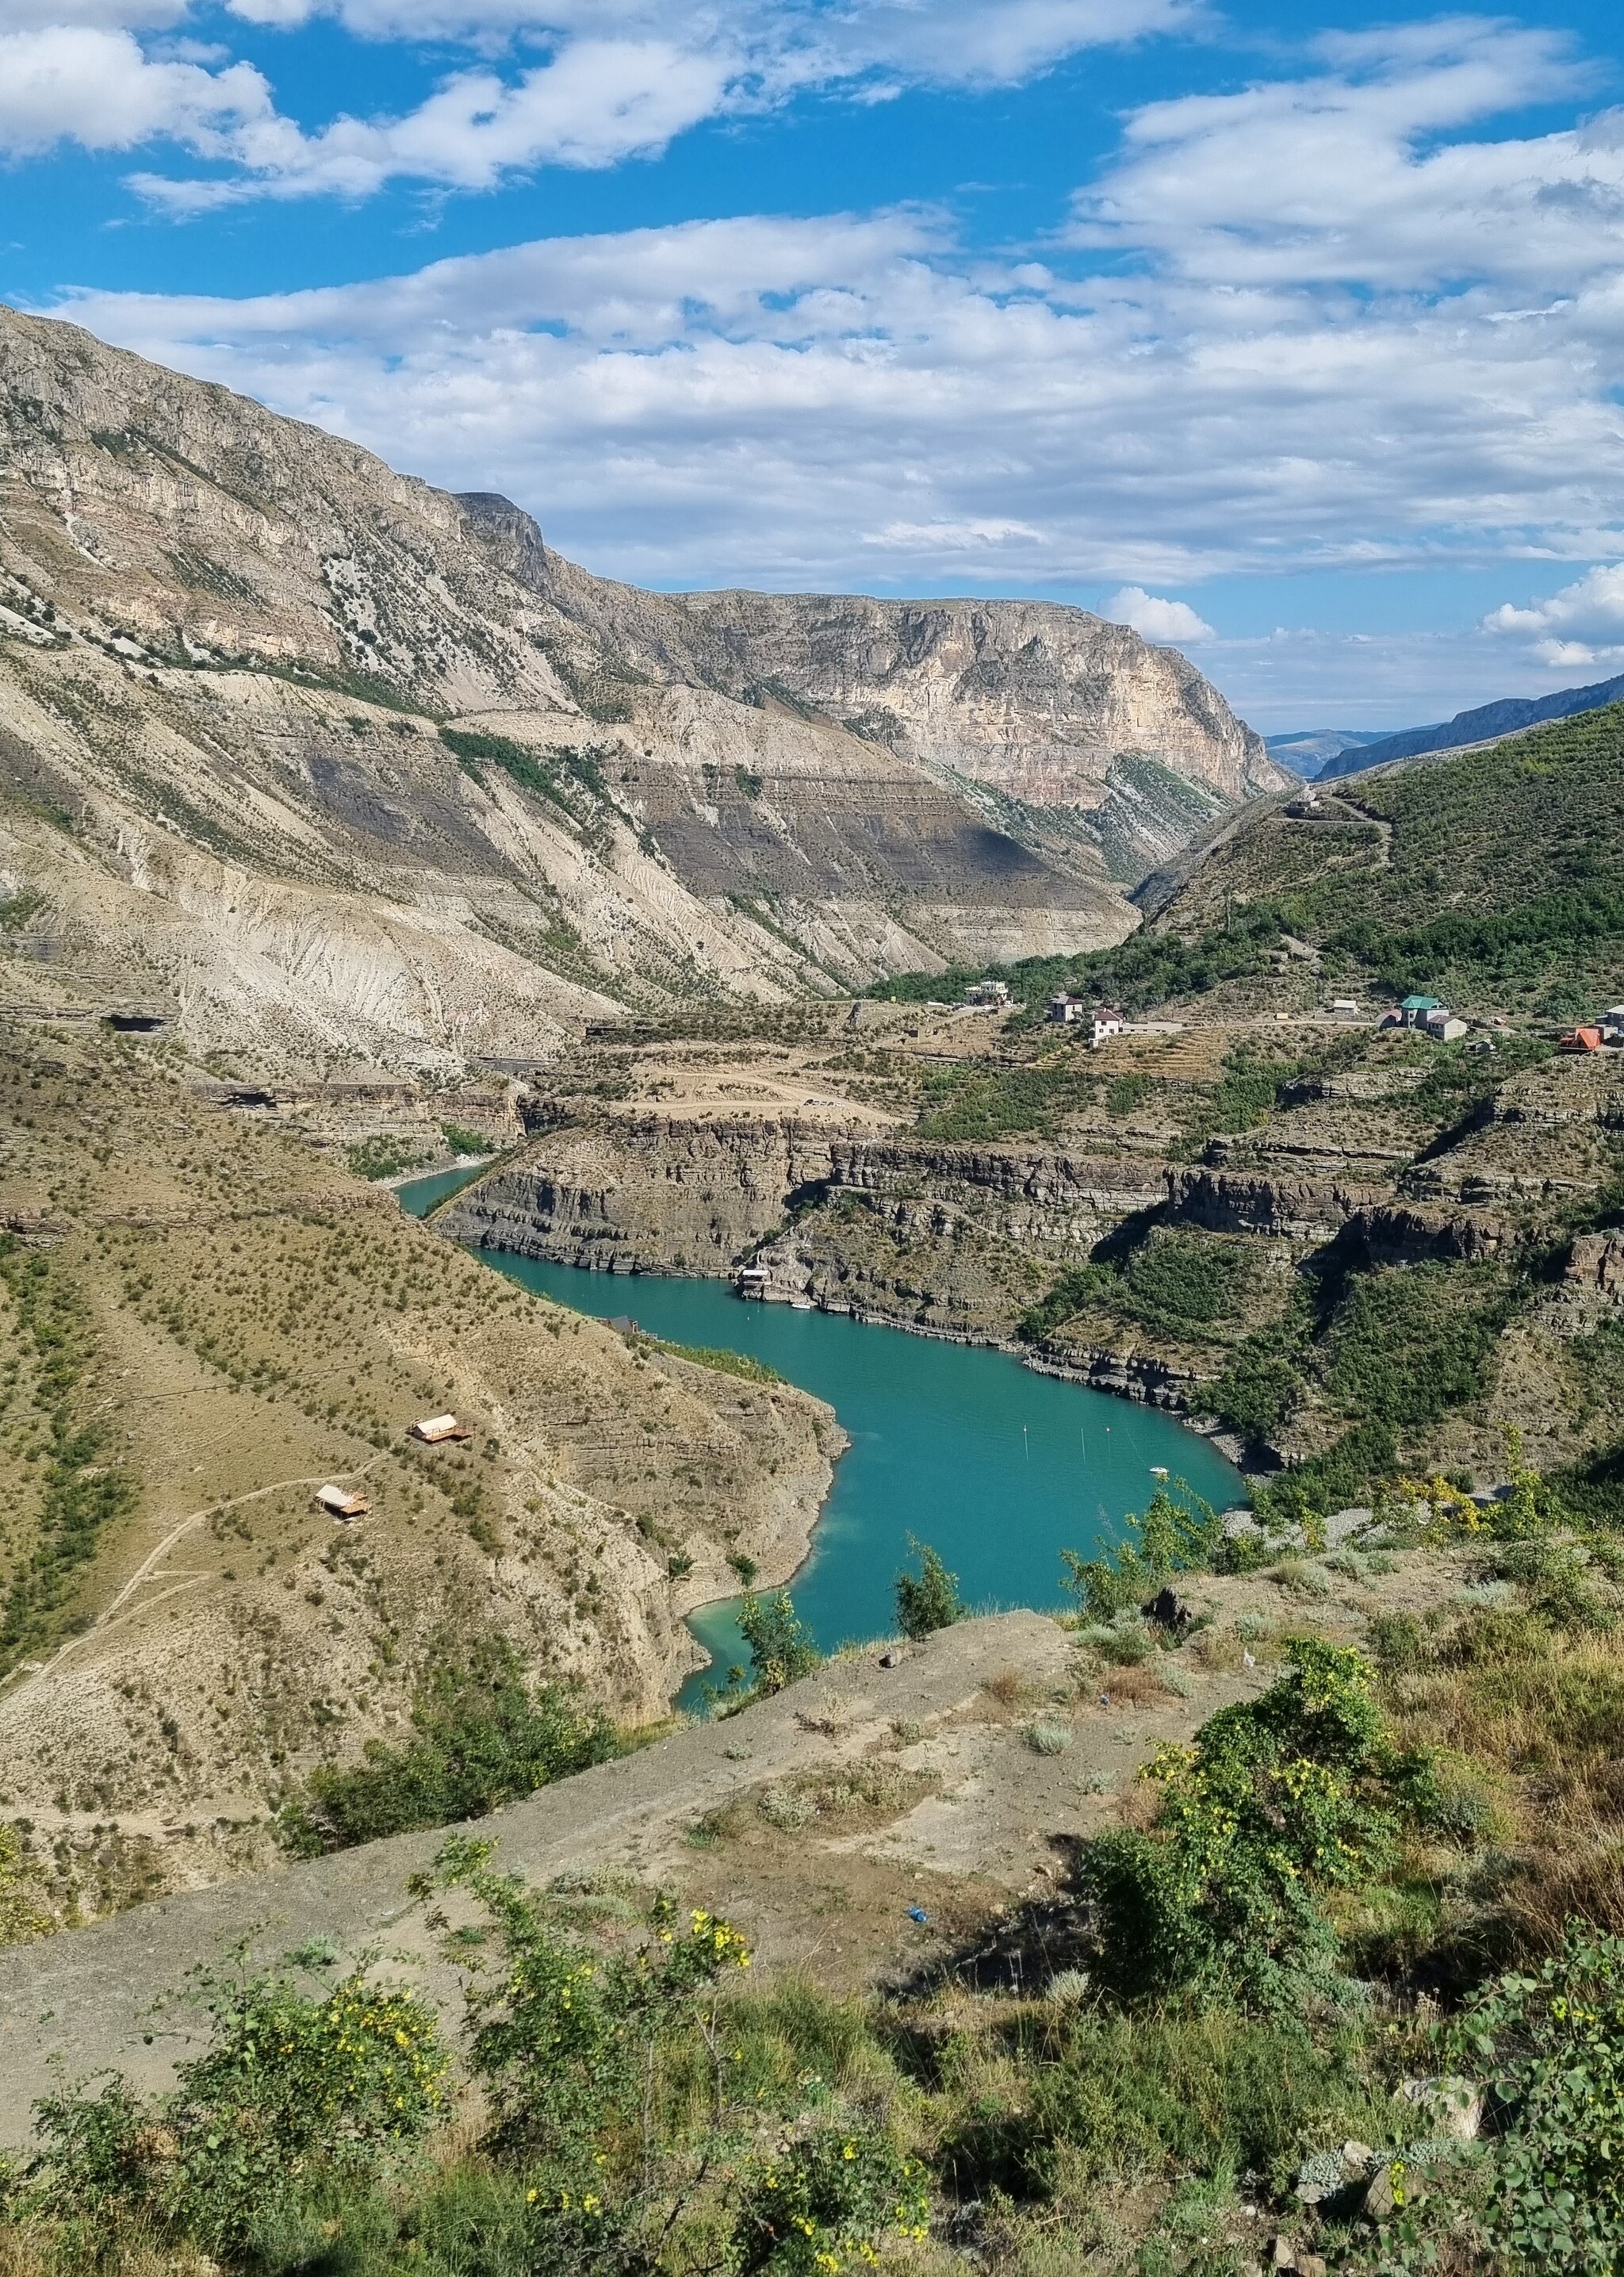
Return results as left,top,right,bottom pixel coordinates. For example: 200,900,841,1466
894,1539,965,1640
737,1590,819,1693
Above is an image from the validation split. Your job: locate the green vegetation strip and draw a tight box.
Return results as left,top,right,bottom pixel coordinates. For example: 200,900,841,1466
0,1239,136,1677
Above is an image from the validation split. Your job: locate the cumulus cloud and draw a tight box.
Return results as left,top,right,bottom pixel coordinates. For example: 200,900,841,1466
1105,587,1213,642
130,37,734,205
0,26,270,157
1483,565,1624,667
33,16,1624,726
6,0,1193,200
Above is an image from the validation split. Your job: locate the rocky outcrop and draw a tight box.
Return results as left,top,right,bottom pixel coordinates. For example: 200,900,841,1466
440,1117,839,1275
438,1116,1184,1285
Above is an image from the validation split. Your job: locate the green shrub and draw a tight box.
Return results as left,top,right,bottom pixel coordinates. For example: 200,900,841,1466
1209,1347,1302,1440
422,1839,756,2260
736,1590,820,1695
18,1965,446,2255
915,1057,1094,1141
895,1539,965,1639
278,1635,616,1853
1078,1640,1434,2010
1323,1263,1512,1432
1457,1922,1624,2272
439,1121,492,1158
643,1335,784,1384
345,1133,427,1181
734,2125,927,2274
1023,1230,1252,1347
0,1242,137,1677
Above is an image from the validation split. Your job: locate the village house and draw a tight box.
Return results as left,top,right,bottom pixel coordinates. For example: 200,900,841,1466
411,1412,472,1444
1399,995,1443,1027
315,1482,369,1520
1378,996,1466,1041
963,979,1010,1008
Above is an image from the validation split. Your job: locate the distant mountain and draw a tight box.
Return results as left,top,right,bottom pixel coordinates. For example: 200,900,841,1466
1320,673,1624,778
1264,729,1392,777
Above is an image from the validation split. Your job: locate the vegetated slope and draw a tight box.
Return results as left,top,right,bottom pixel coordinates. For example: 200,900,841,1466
1142,700,1624,1014
0,1002,839,1923
10,1555,1624,2277
1321,666,1624,776
0,306,1276,1069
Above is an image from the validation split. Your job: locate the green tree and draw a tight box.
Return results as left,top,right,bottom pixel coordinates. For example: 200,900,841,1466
1061,1483,1221,1621
737,1590,819,1694
279,1635,617,1853
894,1538,965,1639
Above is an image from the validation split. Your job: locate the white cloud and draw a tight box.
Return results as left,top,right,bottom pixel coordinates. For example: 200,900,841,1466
34,17,1624,726
213,0,1192,77
0,26,270,157
130,37,735,206
2,0,1194,202
1105,586,1213,642
0,0,190,23
1483,565,1624,668
1070,19,1622,293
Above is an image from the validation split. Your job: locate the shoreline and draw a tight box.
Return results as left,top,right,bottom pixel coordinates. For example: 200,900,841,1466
400,1202,1264,1708
442,1224,1270,1474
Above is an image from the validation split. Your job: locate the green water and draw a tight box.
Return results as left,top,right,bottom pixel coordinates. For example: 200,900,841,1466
394,1173,1243,1713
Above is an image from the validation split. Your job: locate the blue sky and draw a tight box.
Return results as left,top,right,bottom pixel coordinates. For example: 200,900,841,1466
6,0,1624,730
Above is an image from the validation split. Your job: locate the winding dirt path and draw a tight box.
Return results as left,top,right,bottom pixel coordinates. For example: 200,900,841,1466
10,1455,389,1696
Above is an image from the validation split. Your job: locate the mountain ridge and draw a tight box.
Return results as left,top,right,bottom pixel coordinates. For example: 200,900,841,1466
1320,669,1624,776
0,303,1280,1074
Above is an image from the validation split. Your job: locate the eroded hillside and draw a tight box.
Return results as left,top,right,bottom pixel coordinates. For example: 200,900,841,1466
0,992,841,1922
0,305,1281,1075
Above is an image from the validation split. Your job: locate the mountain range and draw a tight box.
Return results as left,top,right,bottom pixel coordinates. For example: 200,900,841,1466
0,305,1280,1074
1315,669,1624,778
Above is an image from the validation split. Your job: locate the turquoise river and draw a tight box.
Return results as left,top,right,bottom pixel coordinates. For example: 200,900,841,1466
398,1166,1243,1714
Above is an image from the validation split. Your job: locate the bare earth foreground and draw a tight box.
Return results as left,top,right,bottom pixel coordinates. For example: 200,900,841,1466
0,1540,1461,2146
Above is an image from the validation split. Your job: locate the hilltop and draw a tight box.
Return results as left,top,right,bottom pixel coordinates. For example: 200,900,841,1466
1140,698,1624,1015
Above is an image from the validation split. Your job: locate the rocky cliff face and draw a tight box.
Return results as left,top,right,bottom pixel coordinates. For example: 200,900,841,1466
514,539,1279,812
0,306,1274,1072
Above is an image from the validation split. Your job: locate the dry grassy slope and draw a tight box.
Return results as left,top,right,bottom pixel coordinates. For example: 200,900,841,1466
0,1010,840,1919
0,305,1270,1064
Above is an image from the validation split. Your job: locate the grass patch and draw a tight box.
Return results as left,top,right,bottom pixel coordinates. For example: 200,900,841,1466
638,1335,783,1386
0,1240,136,1677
